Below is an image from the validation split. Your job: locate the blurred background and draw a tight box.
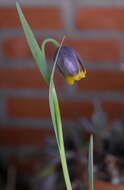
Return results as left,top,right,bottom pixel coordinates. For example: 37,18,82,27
0,0,124,189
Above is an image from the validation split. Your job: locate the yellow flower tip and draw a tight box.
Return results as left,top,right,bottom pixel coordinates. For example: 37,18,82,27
74,70,86,81
65,76,75,85
65,70,87,85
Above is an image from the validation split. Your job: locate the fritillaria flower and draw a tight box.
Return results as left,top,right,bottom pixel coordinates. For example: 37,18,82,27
55,46,86,85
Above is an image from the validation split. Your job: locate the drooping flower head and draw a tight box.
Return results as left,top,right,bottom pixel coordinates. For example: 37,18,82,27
55,46,86,85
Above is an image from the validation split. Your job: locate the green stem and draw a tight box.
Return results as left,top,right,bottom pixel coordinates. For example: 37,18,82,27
42,38,72,190
88,134,94,190
54,92,72,190
41,38,60,85
59,145,72,190
41,38,60,60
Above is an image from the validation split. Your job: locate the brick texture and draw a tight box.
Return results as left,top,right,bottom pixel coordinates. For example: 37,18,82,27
94,180,124,190
0,7,63,29
60,100,93,119
0,127,54,147
8,98,124,121
102,101,124,121
76,7,124,30
63,39,120,62
8,98,50,119
0,1,124,172
4,37,58,59
4,37,120,62
8,98,94,119
0,68,63,89
78,71,124,92
4,37,32,59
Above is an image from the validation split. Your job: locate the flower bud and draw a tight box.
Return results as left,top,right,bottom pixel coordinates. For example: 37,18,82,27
55,46,86,85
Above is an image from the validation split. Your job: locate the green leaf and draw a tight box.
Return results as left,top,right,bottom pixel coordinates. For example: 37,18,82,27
49,85,61,147
49,40,64,148
16,2,72,189
16,2,50,83
49,37,72,190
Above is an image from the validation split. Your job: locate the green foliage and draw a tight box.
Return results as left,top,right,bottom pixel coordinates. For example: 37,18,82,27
16,3,72,190
16,2,50,83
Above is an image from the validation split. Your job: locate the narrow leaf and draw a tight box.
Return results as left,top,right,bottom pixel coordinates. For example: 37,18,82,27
49,37,72,190
16,2,50,83
49,37,65,147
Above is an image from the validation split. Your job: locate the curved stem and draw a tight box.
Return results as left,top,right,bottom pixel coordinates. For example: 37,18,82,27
41,38,60,60
42,38,72,190
41,38,61,84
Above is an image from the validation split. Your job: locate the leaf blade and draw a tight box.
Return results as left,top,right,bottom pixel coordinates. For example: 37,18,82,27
16,2,50,83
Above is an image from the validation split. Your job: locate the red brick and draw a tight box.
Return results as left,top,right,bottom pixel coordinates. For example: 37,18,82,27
4,37,31,59
64,39,120,62
4,37,58,59
4,37,120,62
76,7,124,30
61,100,93,119
102,101,124,121
78,71,124,92
0,7,63,29
0,127,54,147
7,98,124,123
8,98,93,119
16,158,47,174
94,180,124,190
0,68,63,89
8,98,50,119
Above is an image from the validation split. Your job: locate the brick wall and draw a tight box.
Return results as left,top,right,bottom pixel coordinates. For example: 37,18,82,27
0,0,124,172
